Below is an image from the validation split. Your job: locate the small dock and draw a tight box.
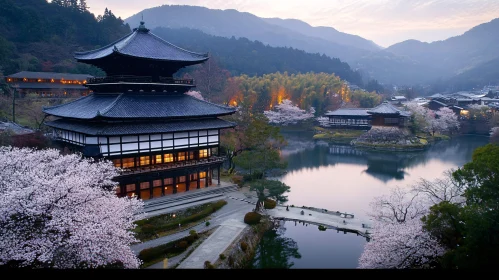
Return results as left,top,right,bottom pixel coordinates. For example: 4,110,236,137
266,205,372,240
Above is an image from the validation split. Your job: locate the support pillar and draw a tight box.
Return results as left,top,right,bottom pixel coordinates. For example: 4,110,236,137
217,166,221,185
173,176,177,194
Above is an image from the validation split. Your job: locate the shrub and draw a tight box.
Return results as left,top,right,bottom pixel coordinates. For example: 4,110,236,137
318,225,327,231
243,211,262,225
219,254,226,260
176,241,189,250
231,175,244,186
206,221,211,226
240,241,248,252
204,260,215,269
263,198,277,209
189,229,197,235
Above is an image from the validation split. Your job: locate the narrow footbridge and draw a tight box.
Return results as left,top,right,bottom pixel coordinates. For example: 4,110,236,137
266,205,372,240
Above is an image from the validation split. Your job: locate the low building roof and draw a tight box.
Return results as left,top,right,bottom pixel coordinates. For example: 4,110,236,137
367,101,411,117
43,92,237,120
325,108,371,117
0,121,34,135
45,118,236,136
6,71,93,80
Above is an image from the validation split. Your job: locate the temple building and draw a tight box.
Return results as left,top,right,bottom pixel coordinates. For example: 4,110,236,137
42,21,237,200
324,101,411,129
5,71,93,97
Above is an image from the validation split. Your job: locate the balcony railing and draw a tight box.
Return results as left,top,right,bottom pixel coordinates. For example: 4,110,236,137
119,156,226,176
87,75,194,85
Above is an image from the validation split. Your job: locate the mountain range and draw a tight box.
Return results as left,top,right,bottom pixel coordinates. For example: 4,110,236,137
125,5,499,89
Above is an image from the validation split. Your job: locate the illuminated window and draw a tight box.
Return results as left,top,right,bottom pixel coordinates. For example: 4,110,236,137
188,151,195,160
164,178,173,185
122,158,135,168
155,154,162,164
177,152,186,161
140,182,150,189
153,180,162,187
37,79,42,82
51,79,54,83
139,156,150,166
126,184,135,192
199,172,206,179
164,153,173,163
178,176,186,183
199,149,208,158
112,159,121,168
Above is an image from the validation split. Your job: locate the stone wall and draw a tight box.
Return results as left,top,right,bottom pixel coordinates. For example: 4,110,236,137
213,217,274,269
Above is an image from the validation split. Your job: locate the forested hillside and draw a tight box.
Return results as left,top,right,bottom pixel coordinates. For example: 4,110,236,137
0,0,131,76
154,27,364,86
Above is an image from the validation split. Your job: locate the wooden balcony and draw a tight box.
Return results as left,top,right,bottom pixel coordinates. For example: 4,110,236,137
118,156,226,176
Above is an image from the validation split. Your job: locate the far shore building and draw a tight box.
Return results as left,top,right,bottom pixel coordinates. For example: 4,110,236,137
324,101,411,129
5,71,93,97
42,21,237,200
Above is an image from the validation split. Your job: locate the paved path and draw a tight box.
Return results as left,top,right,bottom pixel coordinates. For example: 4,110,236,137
132,185,372,269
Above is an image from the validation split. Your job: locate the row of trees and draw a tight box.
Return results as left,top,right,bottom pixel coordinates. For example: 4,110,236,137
359,143,499,269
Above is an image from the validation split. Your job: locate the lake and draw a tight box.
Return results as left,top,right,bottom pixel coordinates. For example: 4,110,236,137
248,131,490,269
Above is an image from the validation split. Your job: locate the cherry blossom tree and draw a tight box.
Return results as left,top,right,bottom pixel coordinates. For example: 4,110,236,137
0,147,144,269
263,99,315,126
358,170,465,269
435,107,460,134
490,126,499,143
185,90,204,100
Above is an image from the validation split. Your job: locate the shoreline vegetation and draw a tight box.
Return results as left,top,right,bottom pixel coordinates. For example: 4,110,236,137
312,126,454,151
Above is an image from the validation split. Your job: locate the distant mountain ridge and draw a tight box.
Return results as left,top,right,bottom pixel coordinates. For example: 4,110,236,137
124,5,379,63
357,18,499,87
124,5,499,89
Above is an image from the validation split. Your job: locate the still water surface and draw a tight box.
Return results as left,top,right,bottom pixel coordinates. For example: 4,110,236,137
249,132,489,269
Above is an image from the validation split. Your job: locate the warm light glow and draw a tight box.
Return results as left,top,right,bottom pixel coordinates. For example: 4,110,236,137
51,79,54,83
461,110,469,116
37,79,42,82
23,78,27,81
172,214,176,218
83,80,87,84
7,78,11,82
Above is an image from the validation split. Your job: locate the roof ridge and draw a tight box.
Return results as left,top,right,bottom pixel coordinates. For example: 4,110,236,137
74,31,135,56
99,93,124,116
43,94,93,112
183,93,236,112
148,32,209,58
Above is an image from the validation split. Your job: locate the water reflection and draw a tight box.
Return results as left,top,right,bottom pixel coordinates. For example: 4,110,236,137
281,131,490,184
250,131,489,268
249,220,301,269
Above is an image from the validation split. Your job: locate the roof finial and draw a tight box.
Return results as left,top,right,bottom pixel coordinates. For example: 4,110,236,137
137,16,149,33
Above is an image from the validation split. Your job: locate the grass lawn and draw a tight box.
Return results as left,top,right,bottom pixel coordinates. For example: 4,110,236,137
133,199,227,242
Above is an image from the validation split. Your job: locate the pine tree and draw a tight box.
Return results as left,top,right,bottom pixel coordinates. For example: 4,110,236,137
78,0,88,12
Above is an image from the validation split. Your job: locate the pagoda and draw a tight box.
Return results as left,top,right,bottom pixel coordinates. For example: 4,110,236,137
42,21,237,200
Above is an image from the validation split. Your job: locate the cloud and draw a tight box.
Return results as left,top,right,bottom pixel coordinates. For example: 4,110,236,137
85,0,499,47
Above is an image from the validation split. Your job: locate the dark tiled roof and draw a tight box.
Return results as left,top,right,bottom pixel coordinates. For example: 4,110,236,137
325,108,370,117
10,83,88,90
430,100,448,107
45,118,236,136
6,71,93,80
74,25,209,63
43,92,236,119
367,101,411,117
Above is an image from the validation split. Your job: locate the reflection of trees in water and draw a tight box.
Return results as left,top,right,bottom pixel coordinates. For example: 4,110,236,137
280,132,489,183
249,222,301,269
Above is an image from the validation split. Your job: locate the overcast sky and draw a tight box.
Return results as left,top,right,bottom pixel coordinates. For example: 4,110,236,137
84,0,499,47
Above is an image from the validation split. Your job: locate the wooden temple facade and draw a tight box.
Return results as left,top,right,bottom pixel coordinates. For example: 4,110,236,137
5,71,93,97
325,101,411,129
42,21,237,200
